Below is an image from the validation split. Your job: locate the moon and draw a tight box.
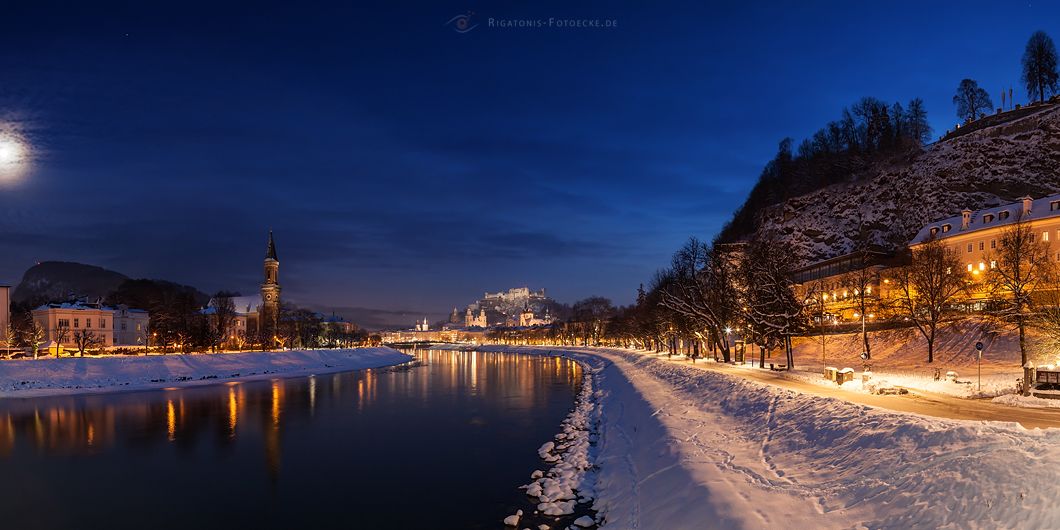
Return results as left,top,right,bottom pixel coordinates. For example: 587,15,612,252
0,132,30,185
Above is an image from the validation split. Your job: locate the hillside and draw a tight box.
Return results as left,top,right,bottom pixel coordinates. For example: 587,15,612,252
740,103,1060,266
11,261,209,308
11,262,129,306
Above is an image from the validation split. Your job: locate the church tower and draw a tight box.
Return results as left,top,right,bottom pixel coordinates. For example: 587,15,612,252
261,231,281,323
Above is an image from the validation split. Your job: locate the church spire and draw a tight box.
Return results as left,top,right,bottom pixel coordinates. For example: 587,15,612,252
266,230,278,261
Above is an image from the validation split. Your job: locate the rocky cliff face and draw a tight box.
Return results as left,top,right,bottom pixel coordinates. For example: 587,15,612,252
751,103,1060,266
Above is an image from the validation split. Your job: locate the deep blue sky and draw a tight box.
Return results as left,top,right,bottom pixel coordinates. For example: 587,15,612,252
0,1,1055,326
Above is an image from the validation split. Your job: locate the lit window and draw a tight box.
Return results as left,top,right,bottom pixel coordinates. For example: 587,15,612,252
967,264,973,272
990,260,997,269
930,227,939,236
979,262,986,271
943,224,952,233
946,267,952,274
1045,232,1050,242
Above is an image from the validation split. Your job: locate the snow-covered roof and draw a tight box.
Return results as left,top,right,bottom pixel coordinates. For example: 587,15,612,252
910,193,1060,246
34,302,112,312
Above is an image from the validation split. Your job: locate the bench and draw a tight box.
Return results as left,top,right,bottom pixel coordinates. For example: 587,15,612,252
769,363,788,371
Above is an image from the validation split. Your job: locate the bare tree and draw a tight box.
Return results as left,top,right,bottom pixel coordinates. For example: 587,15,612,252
953,78,993,122
741,239,804,369
988,213,1052,369
73,329,98,357
1022,30,1059,103
895,239,969,363
210,292,237,352
660,238,742,362
844,250,879,360
26,322,46,359
53,322,71,358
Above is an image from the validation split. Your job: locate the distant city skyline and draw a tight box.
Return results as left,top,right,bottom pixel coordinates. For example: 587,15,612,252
1,2,1056,325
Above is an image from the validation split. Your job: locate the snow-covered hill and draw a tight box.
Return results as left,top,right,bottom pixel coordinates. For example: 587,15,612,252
753,103,1060,265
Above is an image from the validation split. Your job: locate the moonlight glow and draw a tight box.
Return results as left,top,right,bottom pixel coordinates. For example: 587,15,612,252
0,131,30,185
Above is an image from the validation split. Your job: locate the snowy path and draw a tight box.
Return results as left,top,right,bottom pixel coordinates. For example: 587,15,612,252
481,346,1060,529
0,348,413,398
641,352,1060,429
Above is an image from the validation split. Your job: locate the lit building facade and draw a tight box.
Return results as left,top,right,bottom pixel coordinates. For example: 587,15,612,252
113,305,150,346
0,284,9,344
32,303,115,348
910,194,1060,302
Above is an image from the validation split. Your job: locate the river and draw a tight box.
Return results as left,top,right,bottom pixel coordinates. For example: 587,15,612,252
0,348,582,529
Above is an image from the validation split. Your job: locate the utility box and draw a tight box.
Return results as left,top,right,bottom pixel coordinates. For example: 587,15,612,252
823,367,838,382
837,368,855,385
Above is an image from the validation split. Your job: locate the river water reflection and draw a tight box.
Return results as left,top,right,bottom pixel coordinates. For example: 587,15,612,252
0,349,581,529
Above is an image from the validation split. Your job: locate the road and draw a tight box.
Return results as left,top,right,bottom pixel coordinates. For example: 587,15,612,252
654,354,1060,429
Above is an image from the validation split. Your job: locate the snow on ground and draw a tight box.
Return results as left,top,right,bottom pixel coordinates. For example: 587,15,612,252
992,393,1060,409
778,319,1027,397
0,348,413,398
474,345,1060,529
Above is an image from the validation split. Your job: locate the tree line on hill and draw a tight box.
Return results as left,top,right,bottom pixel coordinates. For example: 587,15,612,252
720,31,1060,247
718,96,932,244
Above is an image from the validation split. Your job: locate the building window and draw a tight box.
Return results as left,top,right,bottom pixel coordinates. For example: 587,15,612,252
991,239,996,249
942,224,952,233
967,243,973,253
967,264,973,272
930,227,939,236
983,214,994,223
136,323,142,331
990,260,997,269
121,322,127,331
979,241,984,251
74,318,79,328
1052,200,1060,211
58,318,70,328
1045,232,1051,242
100,319,106,328
999,210,1010,220
86,318,92,328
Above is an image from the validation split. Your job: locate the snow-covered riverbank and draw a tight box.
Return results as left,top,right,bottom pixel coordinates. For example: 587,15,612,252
468,345,1060,529
0,348,413,398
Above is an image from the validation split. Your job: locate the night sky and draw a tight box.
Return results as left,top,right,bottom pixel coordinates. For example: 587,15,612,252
0,1,1055,327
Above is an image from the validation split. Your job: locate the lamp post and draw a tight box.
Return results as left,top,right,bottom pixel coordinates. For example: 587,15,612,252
724,326,732,362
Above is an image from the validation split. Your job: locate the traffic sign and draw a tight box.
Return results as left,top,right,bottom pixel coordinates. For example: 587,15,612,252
975,341,984,351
